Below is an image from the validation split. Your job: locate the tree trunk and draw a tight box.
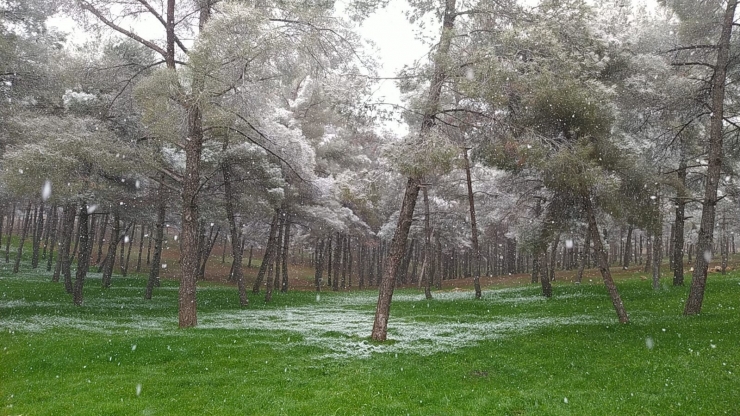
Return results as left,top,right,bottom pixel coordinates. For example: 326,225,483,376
55,203,76,292
95,213,109,266
685,0,737,315
623,225,633,269
4,203,15,263
549,233,560,282
136,224,146,273
73,204,92,306
422,184,433,300
273,215,284,291
223,149,248,306
46,206,60,272
145,182,166,300
12,202,32,273
252,212,279,294
198,225,219,280
463,148,482,298
585,197,629,323
101,209,121,288
371,0,457,341
41,204,55,260
314,239,326,292
576,223,591,284
122,223,134,277
31,203,43,269
652,196,662,291
540,251,552,298
281,218,291,293
673,162,687,285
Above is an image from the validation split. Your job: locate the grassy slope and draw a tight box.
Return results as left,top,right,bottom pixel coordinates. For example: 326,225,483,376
1,257,739,415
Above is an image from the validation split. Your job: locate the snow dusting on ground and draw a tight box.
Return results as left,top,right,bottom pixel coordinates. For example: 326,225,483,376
1,284,607,359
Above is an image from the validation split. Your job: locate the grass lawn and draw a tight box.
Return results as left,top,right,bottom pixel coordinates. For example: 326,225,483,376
1,258,739,415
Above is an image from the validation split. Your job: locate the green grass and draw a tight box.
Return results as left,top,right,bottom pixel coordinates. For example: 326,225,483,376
2,256,740,415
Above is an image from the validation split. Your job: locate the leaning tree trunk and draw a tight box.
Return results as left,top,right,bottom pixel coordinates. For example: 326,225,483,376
72,204,91,306
585,196,629,324
145,181,166,300
371,0,457,342
685,0,737,315
652,194,663,291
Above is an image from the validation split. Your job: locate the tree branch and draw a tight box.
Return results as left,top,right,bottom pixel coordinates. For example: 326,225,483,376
135,0,189,54
79,1,169,59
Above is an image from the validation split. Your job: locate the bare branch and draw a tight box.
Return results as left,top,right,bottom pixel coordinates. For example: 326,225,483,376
135,0,189,54
78,0,168,59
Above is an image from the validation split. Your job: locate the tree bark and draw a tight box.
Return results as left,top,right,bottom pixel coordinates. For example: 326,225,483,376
46,206,60,272
585,197,629,323
31,203,43,269
12,202,32,273
145,182,166,300
652,194,662,291
371,0,457,341
623,225,633,269
314,239,326,292
222,146,248,306
673,159,687,285
55,203,76,292
422,184,433,300
576,223,591,284
281,218,291,293
101,209,121,288
4,203,15,263
685,0,737,315
252,212,279,294
539,251,552,298
462,148,482,298
136,224,146,273
72,204,91,306
95,213,108,266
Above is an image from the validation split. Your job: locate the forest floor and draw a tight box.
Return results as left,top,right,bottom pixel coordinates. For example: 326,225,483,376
2,244,740,415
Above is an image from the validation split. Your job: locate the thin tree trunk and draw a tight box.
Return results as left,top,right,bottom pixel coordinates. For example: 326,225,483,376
462,148,482,298
95,213,109,266
46,206,60,272
122,223,135,277
314,239,326,292
101,209,121,288
576,223,591,284
333,232,341,291
55,203,76,291
136,224,146,273
623,225,633,269
72,204,91,306
31,203,43,268
41,203,55,260
540,251,552,298
652,194,663,290
252,212,279,294
549,232,561,282
273,215,284,291
281,218,290,293
585,197,629,323
685,0,737,315
198,226,219,280
422,184,433,300
145,181,166,300
222,148,248,306
12,202,33,273
673,160,687,285
4,203,15,263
